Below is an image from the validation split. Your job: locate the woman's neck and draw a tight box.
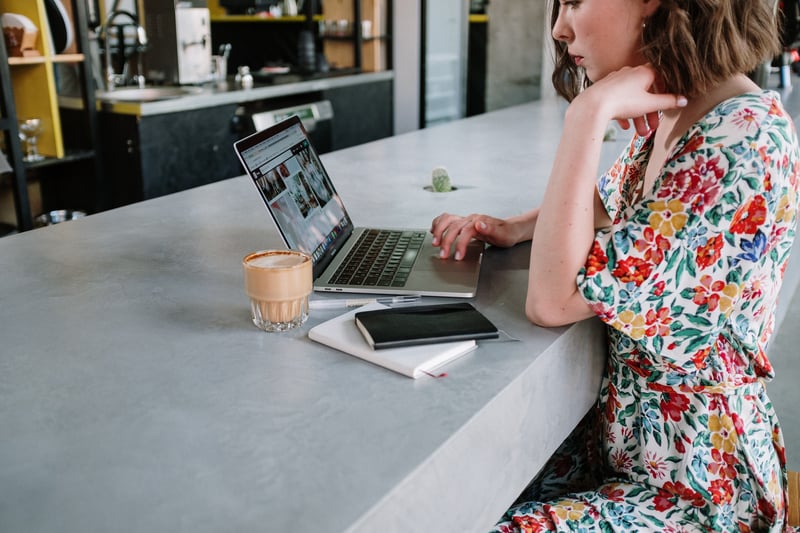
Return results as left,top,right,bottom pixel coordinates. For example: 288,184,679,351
663,74,760,124
659,73,760,144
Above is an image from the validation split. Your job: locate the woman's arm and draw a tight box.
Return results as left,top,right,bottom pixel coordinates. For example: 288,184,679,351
430,208,540,260
526,97,608,326
526,65,686,327
430,186,610,262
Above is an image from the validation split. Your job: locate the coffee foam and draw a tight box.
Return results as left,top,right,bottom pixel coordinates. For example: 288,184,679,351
243,250,313,305
246,251,307,269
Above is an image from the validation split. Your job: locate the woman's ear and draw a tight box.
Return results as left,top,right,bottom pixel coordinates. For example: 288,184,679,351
642,0,661,17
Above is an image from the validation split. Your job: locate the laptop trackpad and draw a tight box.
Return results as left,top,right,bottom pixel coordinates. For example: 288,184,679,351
416,241,484,272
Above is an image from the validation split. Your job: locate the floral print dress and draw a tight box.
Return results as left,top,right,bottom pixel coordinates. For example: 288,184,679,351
493,91,800,532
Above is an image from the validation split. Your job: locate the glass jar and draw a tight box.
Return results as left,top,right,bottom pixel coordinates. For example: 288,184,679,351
235,66,254,89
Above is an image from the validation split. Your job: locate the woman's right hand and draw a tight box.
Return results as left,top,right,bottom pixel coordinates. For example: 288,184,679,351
430,212,535,260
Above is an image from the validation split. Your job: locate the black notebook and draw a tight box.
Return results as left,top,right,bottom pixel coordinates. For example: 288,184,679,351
354,302,499,349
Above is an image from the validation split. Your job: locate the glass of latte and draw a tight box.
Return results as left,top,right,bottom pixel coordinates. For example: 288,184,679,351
242,250,312,332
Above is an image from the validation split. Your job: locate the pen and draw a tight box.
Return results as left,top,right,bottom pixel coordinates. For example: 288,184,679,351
309,295,421,310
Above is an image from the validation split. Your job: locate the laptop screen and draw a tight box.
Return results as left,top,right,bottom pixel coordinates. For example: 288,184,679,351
235,116,353,279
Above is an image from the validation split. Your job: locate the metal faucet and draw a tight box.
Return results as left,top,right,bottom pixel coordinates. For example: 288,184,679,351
98,10,148,90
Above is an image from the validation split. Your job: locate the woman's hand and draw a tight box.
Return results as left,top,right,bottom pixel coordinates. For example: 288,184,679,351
430,211,537,260
579,64,687,136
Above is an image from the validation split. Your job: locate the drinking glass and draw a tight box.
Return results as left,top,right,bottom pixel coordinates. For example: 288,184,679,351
19,118,44,162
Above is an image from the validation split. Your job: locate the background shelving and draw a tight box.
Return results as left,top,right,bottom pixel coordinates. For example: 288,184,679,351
0,0,103,232
207,0,390,74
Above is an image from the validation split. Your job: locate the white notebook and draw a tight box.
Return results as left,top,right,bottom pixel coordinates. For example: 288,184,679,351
308,303,477,379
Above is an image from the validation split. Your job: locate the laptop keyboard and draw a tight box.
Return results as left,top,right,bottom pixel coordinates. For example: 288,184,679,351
329,229,426,287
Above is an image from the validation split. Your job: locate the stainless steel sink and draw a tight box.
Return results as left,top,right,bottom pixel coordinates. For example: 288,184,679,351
96,86,204,102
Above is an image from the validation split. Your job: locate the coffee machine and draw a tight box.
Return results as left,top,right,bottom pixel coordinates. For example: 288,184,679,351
139,0,211,85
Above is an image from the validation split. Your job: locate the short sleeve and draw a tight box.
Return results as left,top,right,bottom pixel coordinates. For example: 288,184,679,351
577,93,800,370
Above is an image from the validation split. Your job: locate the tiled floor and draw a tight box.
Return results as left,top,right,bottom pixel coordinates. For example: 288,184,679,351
766,73,800,471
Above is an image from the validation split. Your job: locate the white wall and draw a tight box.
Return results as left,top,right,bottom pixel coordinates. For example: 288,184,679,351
391,2,554,133
392,1,422,134
423,0,468,126
485,1,547,111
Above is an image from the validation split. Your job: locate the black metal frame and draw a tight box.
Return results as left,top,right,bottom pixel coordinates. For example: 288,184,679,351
73,0,106,212
0,22,33,231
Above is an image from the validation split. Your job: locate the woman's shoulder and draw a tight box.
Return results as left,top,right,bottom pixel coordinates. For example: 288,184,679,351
703,90,792,130
678,90,797,157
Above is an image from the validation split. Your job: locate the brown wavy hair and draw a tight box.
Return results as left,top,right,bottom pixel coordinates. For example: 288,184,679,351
550,0,782,101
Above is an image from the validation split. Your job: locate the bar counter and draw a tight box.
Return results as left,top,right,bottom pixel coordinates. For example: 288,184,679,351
95,70,393,116
0,101,609,532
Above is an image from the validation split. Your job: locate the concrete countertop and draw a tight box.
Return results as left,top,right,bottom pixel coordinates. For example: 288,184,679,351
19,85,799,531
0,100,608,533
94,70,394,116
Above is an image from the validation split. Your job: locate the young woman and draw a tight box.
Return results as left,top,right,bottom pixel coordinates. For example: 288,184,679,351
431,0,800,530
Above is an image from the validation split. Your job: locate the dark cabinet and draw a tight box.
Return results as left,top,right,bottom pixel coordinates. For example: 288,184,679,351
99,75,393,208
99,104,241,207
326,77,392,151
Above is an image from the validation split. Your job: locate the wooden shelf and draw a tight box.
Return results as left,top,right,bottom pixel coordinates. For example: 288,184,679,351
1,0,70,158
7,56,47,66
52,53,85,63
8,54,85,66
322,34,388,41
321,0,389,72
210,15,323,23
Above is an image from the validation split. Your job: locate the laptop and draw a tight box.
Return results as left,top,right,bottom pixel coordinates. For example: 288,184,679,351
234,115,484,297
